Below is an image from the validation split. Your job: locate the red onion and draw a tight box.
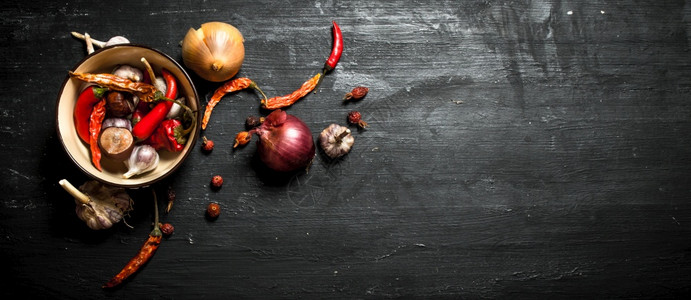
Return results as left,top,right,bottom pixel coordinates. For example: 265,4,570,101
249,109,315,172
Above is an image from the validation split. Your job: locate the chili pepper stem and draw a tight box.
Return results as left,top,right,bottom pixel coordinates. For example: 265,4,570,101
250,82,268,102
151,189,162,237
59,179,90,205
156,95,197,136
140,58,157,85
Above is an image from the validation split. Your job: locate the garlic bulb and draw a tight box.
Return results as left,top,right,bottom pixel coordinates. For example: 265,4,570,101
319,124,355,159
181,22,245,82
59,179,132,230
113,65,143,82
123,145,160,179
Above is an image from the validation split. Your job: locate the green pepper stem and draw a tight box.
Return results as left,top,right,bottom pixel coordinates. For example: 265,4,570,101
156,95,197,137
150,188,162,237
250,82,268,102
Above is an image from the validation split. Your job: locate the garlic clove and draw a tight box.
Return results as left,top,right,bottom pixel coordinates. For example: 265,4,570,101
123,145,160,179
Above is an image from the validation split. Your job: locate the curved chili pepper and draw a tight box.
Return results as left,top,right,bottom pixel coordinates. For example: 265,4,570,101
103,190,162,289
261,73,321,110
89,99,106,171
68,71,159,103
74,86,107,143
201,77,267,130
323,21,343,73
132,69,178,141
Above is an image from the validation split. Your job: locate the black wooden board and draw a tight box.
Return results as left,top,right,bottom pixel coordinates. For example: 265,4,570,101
1,0,691,298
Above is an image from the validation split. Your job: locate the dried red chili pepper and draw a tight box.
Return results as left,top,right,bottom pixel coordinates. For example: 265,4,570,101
103,189,162,289
132,68,178,140
202,77,267,130
69,71,159,103
89,99,106,171
323,21,343,74
74,86,107,143
144,119,186,152
261,73,322,110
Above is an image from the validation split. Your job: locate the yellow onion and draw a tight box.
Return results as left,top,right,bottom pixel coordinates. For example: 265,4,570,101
182,22,245,82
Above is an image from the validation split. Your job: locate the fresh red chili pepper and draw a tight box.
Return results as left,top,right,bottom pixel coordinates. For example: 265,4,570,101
202,77,267,130
103,189,162,289
89,99,106,171
144,119,186,152
132,69,178,141
323,21,343,73
261,73,321,110
74,86,107,143
131,100,150,126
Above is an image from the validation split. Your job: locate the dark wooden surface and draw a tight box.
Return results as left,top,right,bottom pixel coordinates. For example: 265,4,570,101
2,0,691,298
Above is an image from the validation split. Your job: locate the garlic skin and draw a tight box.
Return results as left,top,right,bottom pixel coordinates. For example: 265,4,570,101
123,145,160,179
105,36,130,46
182,22,245,82
319,124,355,159
113,65,143,82
73,180,132,230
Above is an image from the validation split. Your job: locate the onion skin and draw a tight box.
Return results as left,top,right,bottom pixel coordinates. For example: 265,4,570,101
181,22,245,82
254,110,315,172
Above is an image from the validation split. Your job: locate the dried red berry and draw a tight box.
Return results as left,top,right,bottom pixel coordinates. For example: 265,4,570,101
245,115,264,129
210,175,223,189
159,223,174,236
201,136,214,153
347,111,368,128
344,86,369,101
206,202,221,219
165,186,175,213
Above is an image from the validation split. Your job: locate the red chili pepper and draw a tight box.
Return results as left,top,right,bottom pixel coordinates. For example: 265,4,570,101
131,100,150,126
144,119,186,152
132,68,178,141
202,77,266,130
74,86,107,143
261,73,321,110
323,21,343,73
103,189,162,289
89,99,106,171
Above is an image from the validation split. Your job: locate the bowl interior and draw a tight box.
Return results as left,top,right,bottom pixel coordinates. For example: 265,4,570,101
56,45,200,188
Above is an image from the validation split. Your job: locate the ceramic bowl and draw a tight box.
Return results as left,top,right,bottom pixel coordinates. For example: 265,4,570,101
56,45,200,188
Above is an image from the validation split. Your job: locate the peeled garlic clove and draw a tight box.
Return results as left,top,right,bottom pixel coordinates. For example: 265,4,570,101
123,145,159,179
182,22,245,82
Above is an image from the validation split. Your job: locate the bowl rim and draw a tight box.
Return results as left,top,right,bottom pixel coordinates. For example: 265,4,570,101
55,44,201,188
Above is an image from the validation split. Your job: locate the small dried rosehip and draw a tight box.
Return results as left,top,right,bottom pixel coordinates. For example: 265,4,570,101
206,202,221,219
344,86,369,101
210,175,223,189
159,223,174,236
234,131,251,148
245,115,264,129
347,111,368,128
201,136,214,153
165,186,175,213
